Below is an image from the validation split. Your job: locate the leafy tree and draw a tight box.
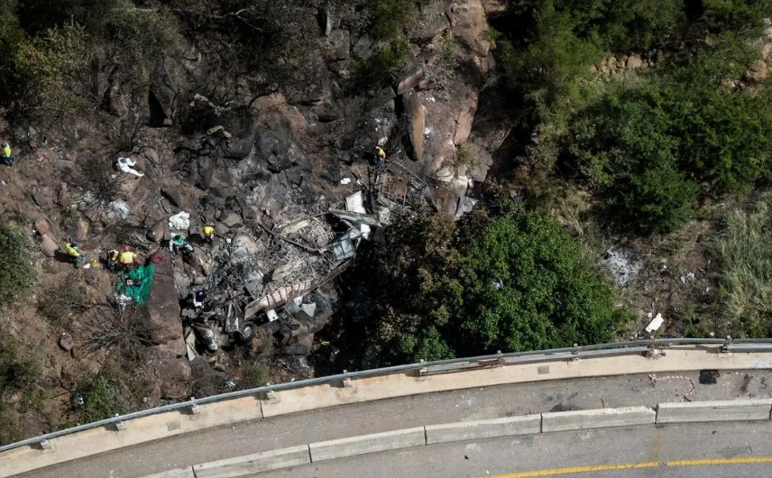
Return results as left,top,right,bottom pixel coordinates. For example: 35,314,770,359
0,225,37,307
360,209,625,365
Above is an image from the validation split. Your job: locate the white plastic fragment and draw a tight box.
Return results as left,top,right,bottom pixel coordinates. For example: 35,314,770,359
645,313,664,334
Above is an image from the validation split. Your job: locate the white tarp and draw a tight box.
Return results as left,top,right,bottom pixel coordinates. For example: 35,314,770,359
116,157,144,177
168,211,190,231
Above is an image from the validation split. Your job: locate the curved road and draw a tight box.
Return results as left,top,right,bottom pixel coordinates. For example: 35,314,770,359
14,369,772,478
259,422,772,478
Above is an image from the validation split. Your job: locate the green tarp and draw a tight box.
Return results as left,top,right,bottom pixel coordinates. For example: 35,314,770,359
115,264,156,305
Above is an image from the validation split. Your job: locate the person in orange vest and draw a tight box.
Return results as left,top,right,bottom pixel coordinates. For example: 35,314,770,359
119,245,138,269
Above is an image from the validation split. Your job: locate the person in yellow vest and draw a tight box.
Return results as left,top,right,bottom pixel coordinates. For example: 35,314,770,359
374,145,386,170
202,225,215,244
64,241,84,268
119,245,138,270
1,143,13,167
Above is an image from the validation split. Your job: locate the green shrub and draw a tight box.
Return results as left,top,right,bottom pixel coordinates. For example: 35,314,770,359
358,208,626,365
0,225,37,307
367,0,414,41
568,65,772,231
351,39,410,93
74,376,127,423
701,0,772,35
618,165,698,232
0,337,45,414
0,403,23,446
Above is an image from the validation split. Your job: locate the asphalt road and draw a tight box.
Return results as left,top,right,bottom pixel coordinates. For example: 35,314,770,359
15,370,772,478
258,422,772,478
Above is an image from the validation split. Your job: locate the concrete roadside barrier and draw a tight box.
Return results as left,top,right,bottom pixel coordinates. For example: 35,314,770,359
309,427,426,462
542,406,656,432
140,468,195,478
656,400,772,423
425,415,542,444
193,445,310,478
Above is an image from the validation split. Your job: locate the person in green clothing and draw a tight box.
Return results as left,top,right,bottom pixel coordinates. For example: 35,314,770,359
168,233,193,255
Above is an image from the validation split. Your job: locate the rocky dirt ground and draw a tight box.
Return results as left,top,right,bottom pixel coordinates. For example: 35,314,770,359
0,0,514,438
0,0,739,442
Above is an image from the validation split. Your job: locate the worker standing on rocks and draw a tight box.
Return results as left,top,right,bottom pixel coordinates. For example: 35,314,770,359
106,249,120,271
1,143,13,166
119,245,138,270
64,240,84,268
169,233,193,255
374,145,387,170
202,225,215,244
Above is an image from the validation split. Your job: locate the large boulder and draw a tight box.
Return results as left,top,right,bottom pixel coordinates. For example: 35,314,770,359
146,252,185,356
397,66,425,95
40,234,59,257
453,90,479,145
448,0,492,73
413,0,451,42
403,91,426,161
157,358,191,399
219,108,257,159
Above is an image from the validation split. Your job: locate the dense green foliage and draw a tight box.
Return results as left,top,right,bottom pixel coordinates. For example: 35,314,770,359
0,226,37,307
500,0,772,232
360,209,625,365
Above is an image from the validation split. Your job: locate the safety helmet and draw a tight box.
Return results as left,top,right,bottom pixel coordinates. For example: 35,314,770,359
123,245,130,251
1,143,6,148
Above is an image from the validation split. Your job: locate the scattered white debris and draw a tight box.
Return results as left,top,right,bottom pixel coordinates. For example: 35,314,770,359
360,223,371,240
300,302,316,317
599,247,642,288
266,309,279,322
645,313,664,334
345,191,366,214
424,127,431,138
340,177,351,185
679,272,696,284
106,201,130,219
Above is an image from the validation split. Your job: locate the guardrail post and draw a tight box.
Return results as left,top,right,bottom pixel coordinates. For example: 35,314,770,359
570,343,580,362
39,439,51,450
114,413,126,430
721,335,733,353
265,384,279,403
342,370,352,388
190,397,201,415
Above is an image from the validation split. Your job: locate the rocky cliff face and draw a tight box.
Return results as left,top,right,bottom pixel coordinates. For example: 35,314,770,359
0,0,503,424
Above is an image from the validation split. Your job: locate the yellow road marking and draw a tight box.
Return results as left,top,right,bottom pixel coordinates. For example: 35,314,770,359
481,456,772,478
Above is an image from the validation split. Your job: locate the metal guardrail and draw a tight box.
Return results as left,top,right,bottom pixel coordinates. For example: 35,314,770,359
1,337,770,454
